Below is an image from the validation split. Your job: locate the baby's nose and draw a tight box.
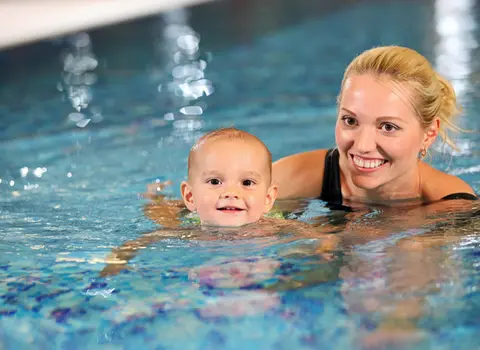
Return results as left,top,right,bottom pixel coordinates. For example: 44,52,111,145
221,191,239,199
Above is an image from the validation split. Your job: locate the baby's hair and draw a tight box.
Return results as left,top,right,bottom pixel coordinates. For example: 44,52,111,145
188,127,272,179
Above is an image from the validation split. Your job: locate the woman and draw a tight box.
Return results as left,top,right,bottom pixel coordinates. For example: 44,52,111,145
143,45,478,229
273,45,477,205
128,46,477,347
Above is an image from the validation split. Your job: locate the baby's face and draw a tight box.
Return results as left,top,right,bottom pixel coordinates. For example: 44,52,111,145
181,138,277,227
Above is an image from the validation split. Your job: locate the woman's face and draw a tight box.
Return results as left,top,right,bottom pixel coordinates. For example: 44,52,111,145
335,74,435,197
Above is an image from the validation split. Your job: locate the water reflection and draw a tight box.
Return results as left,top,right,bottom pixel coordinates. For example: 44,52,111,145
434,0,476,102
152,8,214,144
269,202,480,348
59,32,102,128
434,0,476,141
433,0,477,164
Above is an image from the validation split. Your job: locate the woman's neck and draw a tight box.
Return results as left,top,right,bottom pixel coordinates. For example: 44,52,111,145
340,163,423,204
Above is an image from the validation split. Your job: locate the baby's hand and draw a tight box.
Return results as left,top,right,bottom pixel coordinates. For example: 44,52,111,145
143,180,172,199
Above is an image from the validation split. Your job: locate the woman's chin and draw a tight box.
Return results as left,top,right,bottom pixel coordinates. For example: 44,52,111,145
350,175,385,192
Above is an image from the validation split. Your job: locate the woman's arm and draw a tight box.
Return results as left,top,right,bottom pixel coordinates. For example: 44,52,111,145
272,149,329,199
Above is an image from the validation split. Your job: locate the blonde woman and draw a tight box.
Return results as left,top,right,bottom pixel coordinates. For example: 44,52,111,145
273,46,477,205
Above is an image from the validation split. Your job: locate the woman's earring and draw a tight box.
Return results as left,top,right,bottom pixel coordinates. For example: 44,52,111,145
420,146,427,158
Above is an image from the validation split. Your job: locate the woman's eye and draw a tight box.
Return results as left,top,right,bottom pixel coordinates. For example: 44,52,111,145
207,179,221,185
380,123,398,132
243,179,255,186
342,116,357,126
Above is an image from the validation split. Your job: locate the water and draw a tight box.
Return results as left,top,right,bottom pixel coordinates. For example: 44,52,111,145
1,0,480,349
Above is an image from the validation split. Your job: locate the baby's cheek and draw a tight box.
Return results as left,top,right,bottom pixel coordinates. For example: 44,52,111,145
247,195,263,207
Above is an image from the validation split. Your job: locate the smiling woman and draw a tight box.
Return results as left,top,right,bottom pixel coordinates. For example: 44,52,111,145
273,45,477,206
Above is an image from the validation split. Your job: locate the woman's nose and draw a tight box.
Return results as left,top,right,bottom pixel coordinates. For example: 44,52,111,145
355,126,377,153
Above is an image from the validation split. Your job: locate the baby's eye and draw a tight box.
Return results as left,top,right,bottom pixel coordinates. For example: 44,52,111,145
242,179,255,186
380,123,399,133
207,178,221,185
341,115,357,126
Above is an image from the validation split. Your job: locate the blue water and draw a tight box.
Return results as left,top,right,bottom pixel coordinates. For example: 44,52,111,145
1,0,480,349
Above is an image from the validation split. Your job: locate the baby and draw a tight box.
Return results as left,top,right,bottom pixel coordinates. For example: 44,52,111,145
180,127,278,227
100,127,337,276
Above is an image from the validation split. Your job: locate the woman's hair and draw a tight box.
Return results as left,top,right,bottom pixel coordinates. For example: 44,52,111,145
339,45,462,149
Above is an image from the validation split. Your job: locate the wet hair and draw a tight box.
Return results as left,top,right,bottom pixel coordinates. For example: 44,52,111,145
187,127,272,181
339,45,462,149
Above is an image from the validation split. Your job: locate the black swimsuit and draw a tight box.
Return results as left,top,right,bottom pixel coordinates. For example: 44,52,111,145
319,148,478,204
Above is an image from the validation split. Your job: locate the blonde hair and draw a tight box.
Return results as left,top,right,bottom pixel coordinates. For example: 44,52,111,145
339,46,462,149
188,127,272,180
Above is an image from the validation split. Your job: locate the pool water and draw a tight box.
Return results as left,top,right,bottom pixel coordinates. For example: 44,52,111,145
1,0,480,349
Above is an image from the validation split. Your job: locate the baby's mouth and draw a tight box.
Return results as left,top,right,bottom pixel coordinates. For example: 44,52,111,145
217,206,245,211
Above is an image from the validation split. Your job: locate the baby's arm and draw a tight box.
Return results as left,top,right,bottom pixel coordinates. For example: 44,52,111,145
142,180,187,228
100,229,180,277
100,181,187,276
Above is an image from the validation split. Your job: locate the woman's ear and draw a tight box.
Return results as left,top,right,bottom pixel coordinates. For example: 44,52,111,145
423,117,440,148
181,181,196,212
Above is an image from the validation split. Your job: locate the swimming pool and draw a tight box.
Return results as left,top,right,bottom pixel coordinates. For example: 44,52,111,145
1,0,479,349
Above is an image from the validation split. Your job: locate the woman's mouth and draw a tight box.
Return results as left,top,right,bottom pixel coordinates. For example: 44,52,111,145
351,154,388,170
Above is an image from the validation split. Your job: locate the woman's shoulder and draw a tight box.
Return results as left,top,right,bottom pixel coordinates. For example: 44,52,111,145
419,162,477,201
272,148,330,199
